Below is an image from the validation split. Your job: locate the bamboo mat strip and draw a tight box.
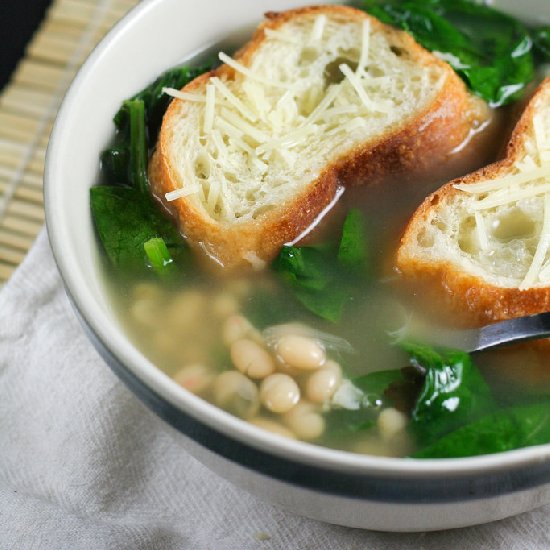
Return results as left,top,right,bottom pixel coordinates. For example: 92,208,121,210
0,0,139,285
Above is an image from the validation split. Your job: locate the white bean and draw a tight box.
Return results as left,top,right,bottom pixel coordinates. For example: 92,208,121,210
173,364,213,395
266,322,313,339
250,418,296,439
222,315,262,346
131,282,163,301
305,360,342,403
167,290,206,334
180,341,208,364
130,299,161,328
226,279,252,298
276,335,326,370
210,292,240,319
377,408,408,441
230,339,275,379
212,371,260,419
153,330,179,357
274,360,302,377
260,374,300,413
282,402,325,440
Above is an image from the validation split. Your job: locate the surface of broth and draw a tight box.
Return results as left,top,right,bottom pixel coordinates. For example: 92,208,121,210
92,3,550,457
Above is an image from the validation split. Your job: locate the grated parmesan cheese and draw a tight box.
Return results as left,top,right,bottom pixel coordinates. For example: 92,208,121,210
340,63,392,114
471,183,550,211
210,76,258,122
161,13,443,226
203,84,216,134
310,14,327,43
165,185,201,201
455,165,550,195
220,107,271,145
474,211,489,250
520,193,550,289
357,19,371,74
218,52,288,89
162,87,206,102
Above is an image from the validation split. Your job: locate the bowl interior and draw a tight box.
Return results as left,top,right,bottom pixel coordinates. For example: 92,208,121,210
46,0,550,475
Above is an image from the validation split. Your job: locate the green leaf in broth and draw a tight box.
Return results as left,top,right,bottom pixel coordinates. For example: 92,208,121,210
274,246,334,292
291,284,350,323
412,401,550,458
325,407,378,435
359,0,536,106
101,99,149,193
91,186,153,271
144,237,177,278
90,186,187,274
400,340,496,445
532,27,550,61
100,145,129,186
353,369,403,399
126,99,149,195
272,210,369,322
243,286,306,329
94,66,205,277
338,208,368,270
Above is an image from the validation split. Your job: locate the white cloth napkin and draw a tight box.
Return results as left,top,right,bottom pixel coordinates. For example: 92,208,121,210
0,229,548,550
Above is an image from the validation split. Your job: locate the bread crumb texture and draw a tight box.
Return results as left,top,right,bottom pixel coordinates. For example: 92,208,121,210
397,78,550,322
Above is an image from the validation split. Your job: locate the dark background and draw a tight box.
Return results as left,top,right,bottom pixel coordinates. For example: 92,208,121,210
0,0,52,90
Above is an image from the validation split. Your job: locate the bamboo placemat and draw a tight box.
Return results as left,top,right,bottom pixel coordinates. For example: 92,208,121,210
0,0,139,285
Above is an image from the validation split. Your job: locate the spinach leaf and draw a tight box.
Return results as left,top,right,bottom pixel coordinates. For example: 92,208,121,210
99,99,148,192
100,145,129,186
144,237,176,278
101,62,215,188
401,341,496,444
353,369,403,399
90,186,186,273
338,208,368,269
272,209,369,322
93,100,187,274
242,286,304,329
325,372,404,435
95,62,214,275
360,0,535,106
272,245,348,322
114,63,215,140
381,365,426,413
325,408,377,434
127,99,149,195
532,27,550,61
412,401,550,458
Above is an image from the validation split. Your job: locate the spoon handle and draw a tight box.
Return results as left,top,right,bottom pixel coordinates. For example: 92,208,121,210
474,312,550,352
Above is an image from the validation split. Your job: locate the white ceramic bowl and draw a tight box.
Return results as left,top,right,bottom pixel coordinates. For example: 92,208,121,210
45,0,550,531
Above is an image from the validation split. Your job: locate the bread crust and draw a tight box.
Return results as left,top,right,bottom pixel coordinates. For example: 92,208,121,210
396,78,550,326
151,5,482,269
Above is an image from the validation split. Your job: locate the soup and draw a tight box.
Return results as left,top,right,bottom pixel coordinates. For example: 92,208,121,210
91,2,550,458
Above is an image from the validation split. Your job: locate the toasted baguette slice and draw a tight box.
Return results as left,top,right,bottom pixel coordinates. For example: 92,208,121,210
397,78,550,324
151,5,486,269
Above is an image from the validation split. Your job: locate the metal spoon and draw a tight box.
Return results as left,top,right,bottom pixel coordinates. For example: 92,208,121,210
427,312,550,353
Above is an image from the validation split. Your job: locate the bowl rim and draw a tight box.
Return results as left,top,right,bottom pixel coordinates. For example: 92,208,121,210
45,0,550,483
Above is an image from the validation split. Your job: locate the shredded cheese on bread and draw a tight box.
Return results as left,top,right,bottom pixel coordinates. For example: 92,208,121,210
151,5,483,269
397,78,550,323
